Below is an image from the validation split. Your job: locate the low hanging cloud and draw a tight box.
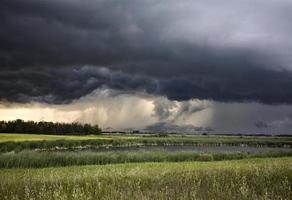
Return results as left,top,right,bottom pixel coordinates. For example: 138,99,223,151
255,121,271,129
0,66,158,103
152,98,211,124
0,89,157,129
144,122,213,134
1,0,292,104
255,117,292,130
0,88,214,131
2,66,292,104
1,88,292,134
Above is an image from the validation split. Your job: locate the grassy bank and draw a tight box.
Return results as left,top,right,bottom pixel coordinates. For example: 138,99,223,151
1,150,292,168
1,133,291,143
0,157,291,200
0,133,138,143
0,133,291,153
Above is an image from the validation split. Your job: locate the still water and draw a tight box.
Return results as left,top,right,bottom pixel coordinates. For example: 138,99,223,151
73,145,292,153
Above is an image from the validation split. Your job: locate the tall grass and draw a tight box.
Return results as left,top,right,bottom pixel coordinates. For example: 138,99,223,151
1,150,291,168
0,136,291,153
0,157,291,200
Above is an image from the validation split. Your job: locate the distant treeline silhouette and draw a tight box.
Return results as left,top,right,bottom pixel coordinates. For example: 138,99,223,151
0,119,101,135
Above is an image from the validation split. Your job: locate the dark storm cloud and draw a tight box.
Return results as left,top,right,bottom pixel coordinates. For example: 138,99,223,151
0,66,158,103
255,121,270,129
144,122,213,134
3,66,292,104
1,0,292,104
255,116,292,129
152,99,207,122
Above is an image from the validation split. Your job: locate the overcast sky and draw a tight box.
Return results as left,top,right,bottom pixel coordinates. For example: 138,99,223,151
1,0,292,134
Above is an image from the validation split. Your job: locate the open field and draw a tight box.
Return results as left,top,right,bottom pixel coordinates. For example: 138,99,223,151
1,150,292,168
1,133,292,143
1,157,291,200
0,133,138,143
1,133,291,199
0,133,291,153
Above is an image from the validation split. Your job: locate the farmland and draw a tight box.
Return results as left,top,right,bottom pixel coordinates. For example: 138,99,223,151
0,133,291,199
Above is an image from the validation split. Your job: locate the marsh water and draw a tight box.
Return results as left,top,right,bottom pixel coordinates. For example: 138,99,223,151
61,145,292,153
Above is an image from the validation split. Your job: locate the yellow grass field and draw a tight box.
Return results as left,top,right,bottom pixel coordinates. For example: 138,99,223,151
0,133,138,143
1,157,291,200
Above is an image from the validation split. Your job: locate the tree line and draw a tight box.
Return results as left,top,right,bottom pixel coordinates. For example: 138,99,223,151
0,119,102,135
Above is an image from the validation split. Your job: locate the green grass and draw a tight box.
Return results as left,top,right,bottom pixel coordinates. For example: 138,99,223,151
1,150,291,168
1,133,292,143
0,133,138,143
1,133,291,199
0,133,291,153
1,157,291,200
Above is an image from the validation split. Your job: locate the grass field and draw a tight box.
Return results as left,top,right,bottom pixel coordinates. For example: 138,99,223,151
1,133,292,143
0,133,291,153
1,133,291,199
1,157,291,200
0,133,138,143
1,150,292,168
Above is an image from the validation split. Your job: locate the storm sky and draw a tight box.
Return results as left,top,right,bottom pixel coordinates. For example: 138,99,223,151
1,0,292,134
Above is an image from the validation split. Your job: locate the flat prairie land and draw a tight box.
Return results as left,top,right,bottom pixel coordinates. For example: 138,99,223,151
0,133,139,143
0,133,292,155
0,132,291,144
1,133,291,199
0,157,291,200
